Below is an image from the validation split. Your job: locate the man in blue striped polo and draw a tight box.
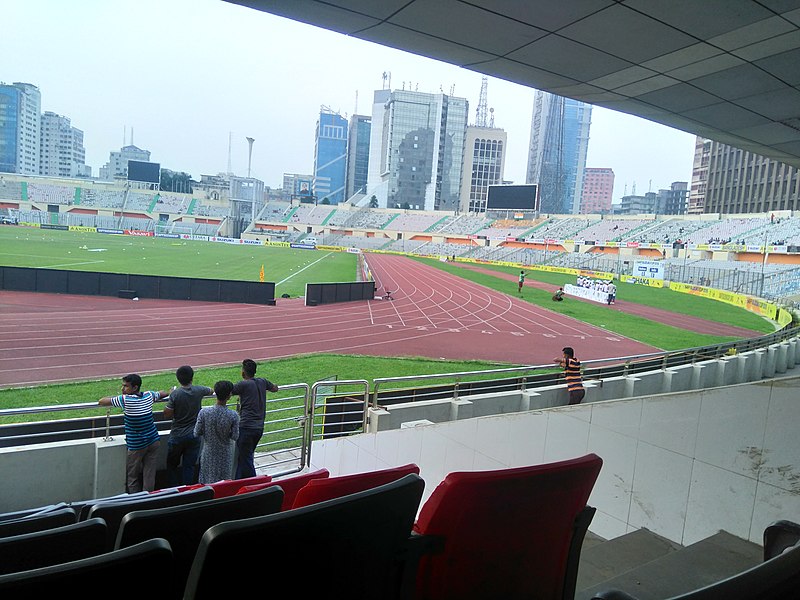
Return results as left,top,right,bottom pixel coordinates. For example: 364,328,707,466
99,374,169,492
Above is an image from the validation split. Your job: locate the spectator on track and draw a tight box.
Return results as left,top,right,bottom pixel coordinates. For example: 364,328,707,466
99,374,169,492
163,365,213,486
194,380,240,484
554,347,585,405
231,359,279,479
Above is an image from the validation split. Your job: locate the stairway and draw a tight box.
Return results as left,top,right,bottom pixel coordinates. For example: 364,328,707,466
575,528,763,600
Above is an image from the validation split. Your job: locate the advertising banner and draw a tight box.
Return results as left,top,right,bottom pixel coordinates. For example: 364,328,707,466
633,260,664,280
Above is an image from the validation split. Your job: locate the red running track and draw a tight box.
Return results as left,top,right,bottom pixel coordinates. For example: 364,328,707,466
2,254,662,388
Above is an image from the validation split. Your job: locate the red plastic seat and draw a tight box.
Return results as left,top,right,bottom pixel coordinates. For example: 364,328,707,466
413,454,603,600
208,475,272,499
291,464,419,509
248,468,329,510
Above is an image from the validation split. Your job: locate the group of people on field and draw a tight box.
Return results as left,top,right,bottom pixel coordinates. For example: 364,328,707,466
576,276,616,305
98,359,278,493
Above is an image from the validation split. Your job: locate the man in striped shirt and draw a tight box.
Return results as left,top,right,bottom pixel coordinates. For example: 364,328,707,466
554,347,585,405
99,374,169,492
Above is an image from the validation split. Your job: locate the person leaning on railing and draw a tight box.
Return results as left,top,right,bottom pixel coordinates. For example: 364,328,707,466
554,347,585,405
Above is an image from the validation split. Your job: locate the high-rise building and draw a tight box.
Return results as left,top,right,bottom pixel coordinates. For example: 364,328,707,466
688,137,711,214
367,88,468,211
693,139,800,214
345,114,371,202
0,82,41,175
616,191,658,215
580,167,614,214
525,90,591,214
99,144,151,181
657,181,689,215
460,126,506,213
40,111,88,178
313,108,348,204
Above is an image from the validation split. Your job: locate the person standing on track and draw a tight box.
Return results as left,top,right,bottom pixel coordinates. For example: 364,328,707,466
163,365,213,486
231,359,279,479
518,270,526,293
554,347,585,405
99,374,169,492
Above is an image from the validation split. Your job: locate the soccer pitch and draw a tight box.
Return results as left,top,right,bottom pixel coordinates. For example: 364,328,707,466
0,227,358,297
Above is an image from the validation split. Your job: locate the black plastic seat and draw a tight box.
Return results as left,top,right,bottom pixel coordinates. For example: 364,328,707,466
88,486,214,550
184,473,425,600
116,485,284,599
0,538,173,599
0,506,77,538
0,502,71,523
0,518,107,574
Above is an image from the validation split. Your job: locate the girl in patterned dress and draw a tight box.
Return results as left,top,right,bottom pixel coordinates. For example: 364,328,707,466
194,380,240,484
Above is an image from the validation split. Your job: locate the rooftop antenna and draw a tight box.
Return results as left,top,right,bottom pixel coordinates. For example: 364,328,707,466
122,125,126,147
632,181,637,195
475,76,488,127
354,90,358,115
130,127,134,147
450,83,455,95
489,107,495,128
246,137,255,179
381,71,391,90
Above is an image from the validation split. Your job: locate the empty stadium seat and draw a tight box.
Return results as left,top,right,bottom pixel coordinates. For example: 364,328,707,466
0,507,77,538
190,475,272,499
88,486,214,550
291,463,419,509
0,538,173,599
0,502,71,523
184,474,425,600
591,520,800,600
252,468,329,510
412,454,603,600
116,485,283,599
0,518,107,574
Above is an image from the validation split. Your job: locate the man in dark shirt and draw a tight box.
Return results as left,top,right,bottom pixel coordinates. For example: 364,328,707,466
164,365,213,486
231,358,279,479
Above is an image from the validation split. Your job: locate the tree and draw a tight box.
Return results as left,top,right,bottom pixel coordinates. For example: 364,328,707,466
401,202,411,210
321,197,330,205
369,195,378,209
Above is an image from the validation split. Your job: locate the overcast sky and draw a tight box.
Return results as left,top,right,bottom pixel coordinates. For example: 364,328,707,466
5,0,697,201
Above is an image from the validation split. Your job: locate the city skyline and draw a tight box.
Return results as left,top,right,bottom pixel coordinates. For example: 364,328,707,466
4,0,696,203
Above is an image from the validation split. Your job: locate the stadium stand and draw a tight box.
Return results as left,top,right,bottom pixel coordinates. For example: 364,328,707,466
26,182,76,205
386,212,442,232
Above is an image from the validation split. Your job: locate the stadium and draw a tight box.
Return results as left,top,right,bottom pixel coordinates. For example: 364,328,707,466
2,1,800,597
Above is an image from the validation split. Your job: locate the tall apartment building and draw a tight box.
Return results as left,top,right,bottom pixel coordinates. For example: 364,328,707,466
313,108,348,204
580,167,614,214
367,88,468,211
460,126,507,213
657,181,689,215
345,114,371,202
99,144,151,181
0,82,41,175
40,111,88,178
693,138,800,214
688,137,711,214
525,90,591,215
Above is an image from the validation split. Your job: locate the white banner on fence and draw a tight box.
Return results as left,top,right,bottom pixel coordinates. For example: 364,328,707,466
564,283,608,304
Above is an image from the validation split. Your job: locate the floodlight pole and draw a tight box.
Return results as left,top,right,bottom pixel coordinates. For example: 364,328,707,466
246,137,255,179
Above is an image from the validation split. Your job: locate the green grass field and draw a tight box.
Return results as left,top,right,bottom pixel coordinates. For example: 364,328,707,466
0,227,357,298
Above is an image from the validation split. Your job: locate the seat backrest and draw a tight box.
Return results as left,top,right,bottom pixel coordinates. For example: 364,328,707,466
74,491,151,520
208,475,272,498
0,518,107,575
0,538,173,599
185,474,425,600
116,485,284,600
260,468,329,510
413,454,603,600
0,502,70,523
291,464,418,509
88,486,214,550
0,507,77,539
592,525,800,600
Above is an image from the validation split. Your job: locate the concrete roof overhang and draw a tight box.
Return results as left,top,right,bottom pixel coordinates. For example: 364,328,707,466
223,0,800,168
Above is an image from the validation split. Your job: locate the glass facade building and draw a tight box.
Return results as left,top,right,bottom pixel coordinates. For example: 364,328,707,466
0,82,41,175
313,109,348,204
369,89,468,211
345,114,371,200
460,126,507,213
0,86,20,173
526,90,591,214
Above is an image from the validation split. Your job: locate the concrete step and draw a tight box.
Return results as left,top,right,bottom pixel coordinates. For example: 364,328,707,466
576,528,682,596
576,530,763,600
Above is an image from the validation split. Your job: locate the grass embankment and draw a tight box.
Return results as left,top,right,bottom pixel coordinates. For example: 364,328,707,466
0,355,517,424
411,257,774,351
0,227,356,297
